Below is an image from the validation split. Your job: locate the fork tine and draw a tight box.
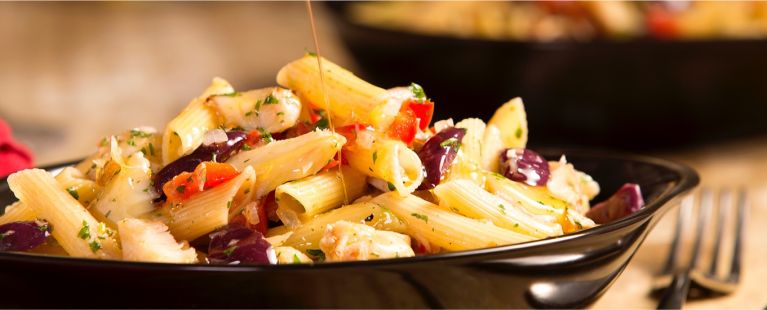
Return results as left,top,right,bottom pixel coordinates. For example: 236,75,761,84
728,188,747,283
708,189,730,276
690,189,714,269
661,194,694,274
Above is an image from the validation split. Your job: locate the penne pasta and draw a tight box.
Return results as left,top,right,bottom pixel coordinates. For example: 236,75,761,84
276,55,397,129
118,218,198,263
167,166,256,242
370,192,534,251
345,135,424,196
433,179,563,238
454,118,486,164
227,130,346,197
484,171,567,218
487,97,528,149
162,77,233,165
282,202,407,252
0,202,35,225
480,124,505,172
275,166,367,217
7,169,121,259
206,87,302,134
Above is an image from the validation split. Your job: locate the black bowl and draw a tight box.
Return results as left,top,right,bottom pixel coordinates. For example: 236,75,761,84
327,3,767,151
0,149,697,308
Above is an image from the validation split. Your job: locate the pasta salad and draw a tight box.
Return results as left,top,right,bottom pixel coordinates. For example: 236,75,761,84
0,54,643,264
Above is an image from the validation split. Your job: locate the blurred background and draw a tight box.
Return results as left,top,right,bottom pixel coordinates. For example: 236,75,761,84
1,1,766,308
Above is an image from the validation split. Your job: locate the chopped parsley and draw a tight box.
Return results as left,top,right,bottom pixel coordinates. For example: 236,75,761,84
306,249,325,262
372,151,378,164
411,213,428,223
440,138,461,149
88,240,101,253
66,187,80,200
515,126,523,139
257,127,273,142
227,200,233,209
387,182,396,191
498,204,507,215
409,82,426,102
222,91,241,97
575,220,583,229
305,49,317,57
276,112,285,117
37,222,50,232
130,129,152,138
176,185,186,193
292,254,302,264
245,111,254,117
241,144,252,151
77,221,90,240
264,94,279,104
223,245,237,257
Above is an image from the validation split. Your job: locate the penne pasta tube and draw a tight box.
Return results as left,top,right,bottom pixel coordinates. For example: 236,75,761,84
1,167,100,225
118,218,198,263
0,202,35,225
484,171,567,218
276,55,397,129
282,202,407,252
455,118,486,164
433,179,563,238
167,166,256,242
162,77,233,165
345,135,424,196
7,169,121,259
370,192,534,251
227,130,346,197
487,97,528,149
275,166,367,217
480,124,505,172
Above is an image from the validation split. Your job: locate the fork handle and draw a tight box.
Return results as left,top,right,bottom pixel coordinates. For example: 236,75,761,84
657,271,692,309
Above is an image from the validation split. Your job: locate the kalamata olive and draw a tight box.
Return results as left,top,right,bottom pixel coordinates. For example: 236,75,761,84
208,224,276,265
417,127,466,189
154,131,248,196
500,148,550,186
0,221,51,252
586,183,644,224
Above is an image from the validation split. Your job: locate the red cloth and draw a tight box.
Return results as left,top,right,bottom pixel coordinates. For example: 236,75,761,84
0,119,34,178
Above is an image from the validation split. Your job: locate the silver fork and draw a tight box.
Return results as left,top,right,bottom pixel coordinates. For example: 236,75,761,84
656,188,747,309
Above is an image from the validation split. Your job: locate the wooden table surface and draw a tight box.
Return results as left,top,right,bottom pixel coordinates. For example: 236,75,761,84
593,138,767,309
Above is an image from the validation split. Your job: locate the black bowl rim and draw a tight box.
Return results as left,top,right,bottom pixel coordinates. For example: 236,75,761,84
0,149,698,271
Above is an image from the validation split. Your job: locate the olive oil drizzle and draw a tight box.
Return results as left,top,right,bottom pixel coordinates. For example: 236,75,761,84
306,0,349,204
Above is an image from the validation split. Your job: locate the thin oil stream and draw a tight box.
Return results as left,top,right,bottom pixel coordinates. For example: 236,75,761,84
305,0,350,204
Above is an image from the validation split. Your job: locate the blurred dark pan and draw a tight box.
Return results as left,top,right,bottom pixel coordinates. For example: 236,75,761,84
327,3,767,151
0,149,697,308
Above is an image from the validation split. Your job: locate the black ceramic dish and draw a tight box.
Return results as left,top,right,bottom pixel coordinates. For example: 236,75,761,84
0,149,697,308
326,3,767,151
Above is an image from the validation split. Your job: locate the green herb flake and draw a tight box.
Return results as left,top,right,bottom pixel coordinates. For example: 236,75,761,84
498,204,507,215
176,185,186,193
126,139,136,147
67,187,80,200
223,245,237,257
387,182,396,191
245,111,254,117
77,221,90,240
148,143,155,156
130,129,152,138
257,127,273,142
411,213,428,223
227,200,233,209
304,49,317,57
315,117,329,130
306,249,325,262
409,82,426,102
241,144,252,151
264,94,279,105
276,112,285,117
292,254,302,264
222,91,241,97
105,210,112,218
515,126,523,139
372,151,378,164
88,240,101,253
575,220,583,229
440,138,461,149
